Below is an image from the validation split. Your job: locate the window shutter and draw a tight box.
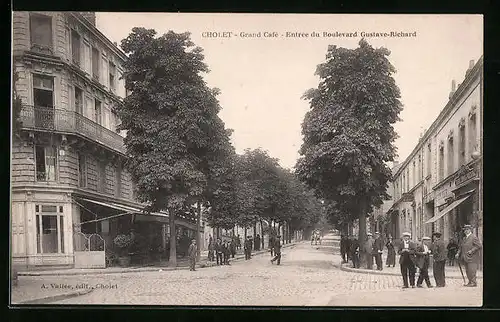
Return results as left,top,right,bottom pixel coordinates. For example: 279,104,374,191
65,27,71,62
68,85,74,111
84,96,93,119
102,56,109,89
84,43,91,74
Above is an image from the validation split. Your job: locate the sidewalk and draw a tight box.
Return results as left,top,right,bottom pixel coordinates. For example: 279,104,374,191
17,242,298,277
340,258,483,279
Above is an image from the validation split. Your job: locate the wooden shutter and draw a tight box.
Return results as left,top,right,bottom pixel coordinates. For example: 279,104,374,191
101,56,109,89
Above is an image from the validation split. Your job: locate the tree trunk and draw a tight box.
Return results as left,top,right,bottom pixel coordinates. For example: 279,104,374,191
244,227,247,239
358,201,367,268
196,203,201,261
168,209,177,267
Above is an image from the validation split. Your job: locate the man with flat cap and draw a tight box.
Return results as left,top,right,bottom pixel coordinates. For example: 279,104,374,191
457,224,482,287
415,236,433,288
431,231,447,287
398,232,417,288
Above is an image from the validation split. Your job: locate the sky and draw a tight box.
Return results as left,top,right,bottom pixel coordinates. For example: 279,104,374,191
96,13,483,169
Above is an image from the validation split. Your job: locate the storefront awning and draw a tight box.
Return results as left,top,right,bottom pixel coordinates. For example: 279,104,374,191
424,194,472,224
74,197,198,230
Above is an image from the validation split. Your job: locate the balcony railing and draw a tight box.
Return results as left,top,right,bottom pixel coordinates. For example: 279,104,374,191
20,105,125,154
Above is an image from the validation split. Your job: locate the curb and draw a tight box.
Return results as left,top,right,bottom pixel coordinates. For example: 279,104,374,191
339,263,483,279
19,242,298,277
16,288,94,305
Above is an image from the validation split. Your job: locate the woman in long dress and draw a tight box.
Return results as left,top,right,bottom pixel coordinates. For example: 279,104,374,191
386,236,396,267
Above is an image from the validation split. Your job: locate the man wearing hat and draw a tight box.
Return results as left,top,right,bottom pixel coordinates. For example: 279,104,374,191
244,236,252,260
415,236,433,288
372,232,384,271
270,235,282,265
457,224,482,287
431,232,447,287
398,232,417,288
188,239,197,271
364,232,375,269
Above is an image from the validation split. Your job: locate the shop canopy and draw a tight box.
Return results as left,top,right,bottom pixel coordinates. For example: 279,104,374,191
73,197,197,230
424,193,472,224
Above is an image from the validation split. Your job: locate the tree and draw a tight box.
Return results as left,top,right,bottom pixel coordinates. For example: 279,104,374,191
296,39,402,262
116,28,232,267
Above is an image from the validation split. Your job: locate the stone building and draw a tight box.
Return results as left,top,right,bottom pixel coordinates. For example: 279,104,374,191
11,12,199,269
387,57,483,244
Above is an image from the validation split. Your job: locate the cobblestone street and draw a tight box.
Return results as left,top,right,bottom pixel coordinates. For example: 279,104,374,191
11,235,481,306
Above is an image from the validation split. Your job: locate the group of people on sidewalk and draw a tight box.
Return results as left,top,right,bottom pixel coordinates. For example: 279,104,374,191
340,224,482,289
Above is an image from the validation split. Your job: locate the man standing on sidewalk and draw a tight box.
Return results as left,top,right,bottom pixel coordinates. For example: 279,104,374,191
215,238,223,265
244,236,252,260
457,225,482,287
372,232,384,271
415,236,433,288
365,233,374,269
398,232,417,288
188,239,197,271
271,235,282,265
431,232,447,287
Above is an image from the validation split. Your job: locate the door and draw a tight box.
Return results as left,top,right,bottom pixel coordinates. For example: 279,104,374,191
33,75,54,129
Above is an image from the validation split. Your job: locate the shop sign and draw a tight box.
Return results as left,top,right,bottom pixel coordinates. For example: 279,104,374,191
455,165,478,187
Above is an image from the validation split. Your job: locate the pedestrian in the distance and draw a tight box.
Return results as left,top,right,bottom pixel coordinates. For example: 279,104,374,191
457,224,482,287
244,236,252,260
237,234,241,250
351,236,360,269
270,235,282,265
255,234,261,251
188,239,197,271
230,238,237,258
372,232,384,271
269,234,275,257
215,238,223,265
223,241,231,265
415,236,433,288
398,232,417,289
365,232,374,269
208,236,214,262
385,236,396,267
447,237,459,266
346,236,352,262
431,232,447,287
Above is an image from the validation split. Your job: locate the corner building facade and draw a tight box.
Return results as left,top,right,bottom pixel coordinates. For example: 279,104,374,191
11,12,198,268
388,57,483,246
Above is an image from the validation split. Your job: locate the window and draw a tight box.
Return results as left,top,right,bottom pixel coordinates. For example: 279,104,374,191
83,42,91,74
109,62,116,93
74,87,83,114
71,30,81,66
35,145,57,181
459,122,466,166
78,153,87,188
427,144,432,178
115,163,122,197
92,47,100,80
418,156,422,181
98,161,106,193
469,113,477,157
94,99,102,125
402,174,405,193
447,135,454,176
406,168,410,191
33,75,55,129
30,14,53,54
412,161,416,187
35,205,64,254
439,145,445,180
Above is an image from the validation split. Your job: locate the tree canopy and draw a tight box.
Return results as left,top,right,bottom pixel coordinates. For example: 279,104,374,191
296,39,402,242
116,28,233,265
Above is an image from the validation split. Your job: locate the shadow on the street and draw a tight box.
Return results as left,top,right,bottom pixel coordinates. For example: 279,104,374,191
284,260,334,270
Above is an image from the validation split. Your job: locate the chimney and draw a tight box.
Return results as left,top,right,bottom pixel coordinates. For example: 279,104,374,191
449,80,456,99
469,60,475,69
79,12,96,26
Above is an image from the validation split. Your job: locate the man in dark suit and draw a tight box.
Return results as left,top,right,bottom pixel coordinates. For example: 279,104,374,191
415,236,433,288
215,238,223,265
270,235,282,265
398,232,417,288
244,236,252,260
350,236,360,268
372,232,384,271
458,225,482,287
188,239,197,271
431,231,447,287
